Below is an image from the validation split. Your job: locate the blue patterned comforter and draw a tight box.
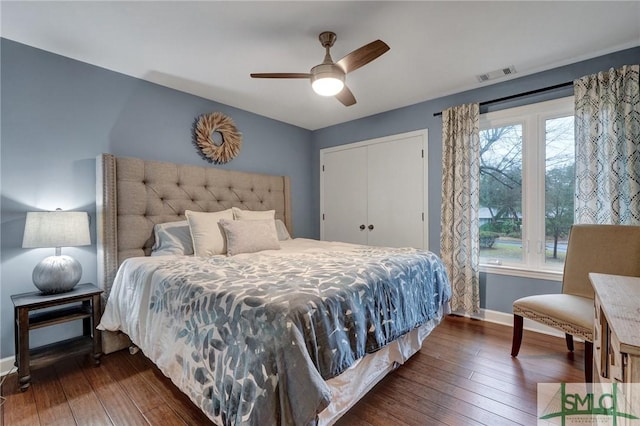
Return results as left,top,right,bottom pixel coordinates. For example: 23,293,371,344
99,239,451,425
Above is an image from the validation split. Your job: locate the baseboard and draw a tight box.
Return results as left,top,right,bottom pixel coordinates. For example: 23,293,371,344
472,308,582,341
0,356,16,377
474,308,563,335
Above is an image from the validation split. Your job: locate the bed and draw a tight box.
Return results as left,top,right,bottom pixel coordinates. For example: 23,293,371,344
95,153,451,425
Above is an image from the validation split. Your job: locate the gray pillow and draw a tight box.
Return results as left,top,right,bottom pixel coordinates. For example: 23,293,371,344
219,218,280,256
151,220,193,256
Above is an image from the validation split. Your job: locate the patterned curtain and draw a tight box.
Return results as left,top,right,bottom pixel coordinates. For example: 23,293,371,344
574,64,640,224
440,103,480,315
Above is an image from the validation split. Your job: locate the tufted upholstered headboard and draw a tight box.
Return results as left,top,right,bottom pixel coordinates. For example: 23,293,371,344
96,153,292,353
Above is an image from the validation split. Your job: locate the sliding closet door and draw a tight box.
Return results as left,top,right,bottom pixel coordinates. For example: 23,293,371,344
367,135,425,248
321,147,368,244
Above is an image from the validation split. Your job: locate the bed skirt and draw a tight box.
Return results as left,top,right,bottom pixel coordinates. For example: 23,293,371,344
318,306,444,425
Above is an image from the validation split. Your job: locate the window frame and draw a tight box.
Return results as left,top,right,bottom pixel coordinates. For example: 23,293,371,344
478,96,574,281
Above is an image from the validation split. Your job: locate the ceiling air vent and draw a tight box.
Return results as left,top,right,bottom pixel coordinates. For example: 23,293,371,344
476,65,517,83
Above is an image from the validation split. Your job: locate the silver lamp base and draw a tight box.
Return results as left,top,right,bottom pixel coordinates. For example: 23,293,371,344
32,255,82,294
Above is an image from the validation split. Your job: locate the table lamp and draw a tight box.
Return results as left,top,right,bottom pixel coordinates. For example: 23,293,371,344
22,210,91,294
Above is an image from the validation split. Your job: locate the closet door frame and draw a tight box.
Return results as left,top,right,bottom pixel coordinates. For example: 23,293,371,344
320,129,429,249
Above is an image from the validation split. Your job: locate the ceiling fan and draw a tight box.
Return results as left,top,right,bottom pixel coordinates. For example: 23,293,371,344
250,31,390,107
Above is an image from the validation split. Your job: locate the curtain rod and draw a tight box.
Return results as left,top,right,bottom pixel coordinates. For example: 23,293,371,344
432,81,574,117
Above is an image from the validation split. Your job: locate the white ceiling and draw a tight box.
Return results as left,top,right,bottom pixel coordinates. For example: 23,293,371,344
2,1,639,130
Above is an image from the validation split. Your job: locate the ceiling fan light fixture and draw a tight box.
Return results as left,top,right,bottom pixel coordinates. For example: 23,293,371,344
250,31,390,106
311,63,345,96
312,77,344,96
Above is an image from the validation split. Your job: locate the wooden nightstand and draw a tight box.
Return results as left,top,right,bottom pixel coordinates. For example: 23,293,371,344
11,283,103,391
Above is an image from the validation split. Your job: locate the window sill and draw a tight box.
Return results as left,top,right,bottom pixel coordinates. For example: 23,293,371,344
479,264,563,282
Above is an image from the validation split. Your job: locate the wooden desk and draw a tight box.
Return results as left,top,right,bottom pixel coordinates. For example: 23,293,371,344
590,273,640,412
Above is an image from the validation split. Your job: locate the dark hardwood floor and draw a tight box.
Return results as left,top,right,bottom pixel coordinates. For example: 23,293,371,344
1,316,585,425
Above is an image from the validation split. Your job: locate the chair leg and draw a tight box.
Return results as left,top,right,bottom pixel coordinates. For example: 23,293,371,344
511,315,524,357
565,334,574,352
584,341,593,383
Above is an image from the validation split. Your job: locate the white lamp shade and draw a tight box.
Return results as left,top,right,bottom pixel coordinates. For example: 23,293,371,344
312,77,345,97
22,211,91,248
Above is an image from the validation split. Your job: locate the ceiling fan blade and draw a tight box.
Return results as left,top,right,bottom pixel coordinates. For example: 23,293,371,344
250,73,311,79
336,40,390,74
335,86,356,107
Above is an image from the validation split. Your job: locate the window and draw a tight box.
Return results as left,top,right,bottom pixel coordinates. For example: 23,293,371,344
479,97,574,279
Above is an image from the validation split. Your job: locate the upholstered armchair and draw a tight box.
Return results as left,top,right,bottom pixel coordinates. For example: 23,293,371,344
510,224,640,382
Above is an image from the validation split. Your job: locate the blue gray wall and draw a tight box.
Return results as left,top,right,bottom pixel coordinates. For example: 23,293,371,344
1,37,638,359
0,39,313,358
311,46,640,313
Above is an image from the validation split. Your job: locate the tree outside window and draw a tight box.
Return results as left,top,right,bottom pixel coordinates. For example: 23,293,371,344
478,98,574,273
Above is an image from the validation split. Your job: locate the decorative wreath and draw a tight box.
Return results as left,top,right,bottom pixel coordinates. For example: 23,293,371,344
193,112,242,164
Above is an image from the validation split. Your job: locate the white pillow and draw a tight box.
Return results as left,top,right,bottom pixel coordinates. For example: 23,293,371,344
151,220,193,256
185,209,234,256
232,207,275,220
218,218,280,256
275,219,291,241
